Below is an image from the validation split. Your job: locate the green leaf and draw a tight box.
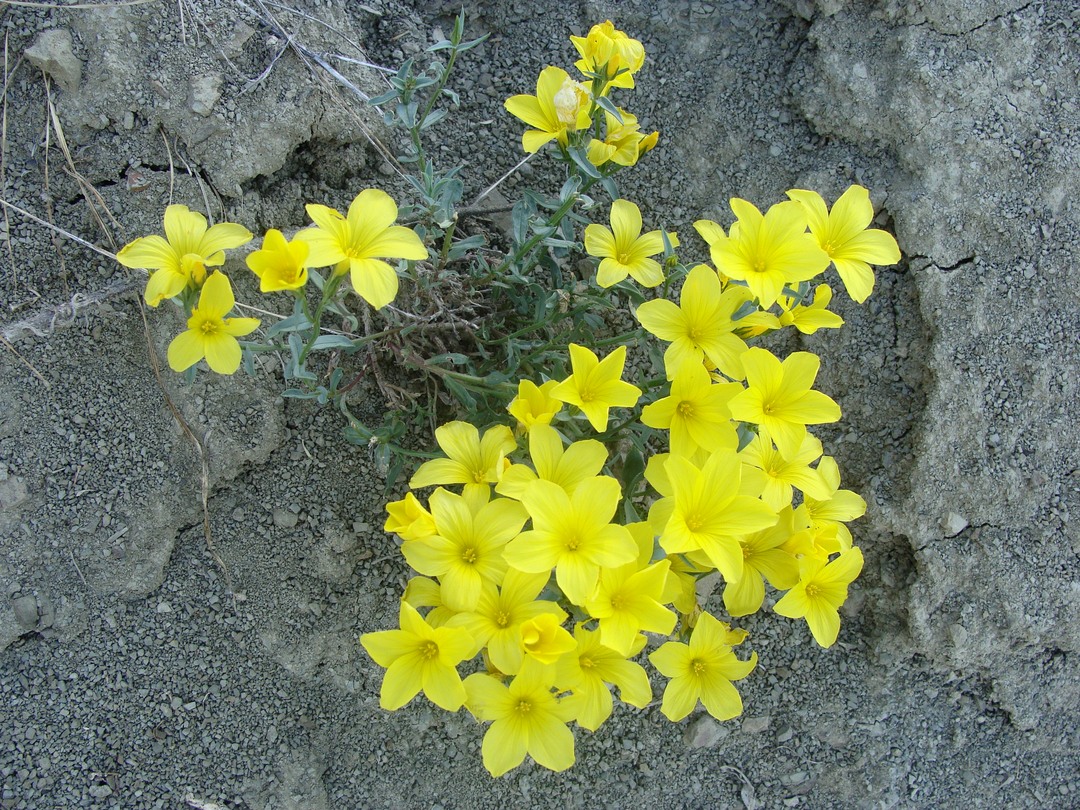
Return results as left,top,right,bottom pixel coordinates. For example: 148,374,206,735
282,388,319,400
621,445,645,494
309,334,355,352
419,108,448,130
601,176,619,200
566,146,601,179
595,95,624,123
368,88,399,106
429,352,469,366
266,311,313,338
443,377,476,409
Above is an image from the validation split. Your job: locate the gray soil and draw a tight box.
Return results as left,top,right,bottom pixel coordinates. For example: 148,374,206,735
1,0,1078,807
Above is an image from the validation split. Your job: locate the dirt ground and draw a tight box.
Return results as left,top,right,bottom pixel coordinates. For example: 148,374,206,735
1,0,1078,808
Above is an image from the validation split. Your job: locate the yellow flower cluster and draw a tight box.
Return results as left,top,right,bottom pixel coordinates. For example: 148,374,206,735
115,190,426,374
360,19,903,779
504,20,657,167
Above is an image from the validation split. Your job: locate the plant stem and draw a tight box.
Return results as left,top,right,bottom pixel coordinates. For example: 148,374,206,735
298,272,344,367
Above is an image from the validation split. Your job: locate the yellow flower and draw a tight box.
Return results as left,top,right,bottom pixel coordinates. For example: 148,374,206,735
550,344,642,432
803,456,867,555
570,21,645,89
586,109,658,167
384,492,436,541
117,204,252,306
166,272,259,374
496,424,607,501
506,379,563,432
409,421,517,499
706,199,830,308
520,612,576,665
554,626,651,731
584,199,678,288
400,488,527,612
727,348,841,460
659,451,777,585
245,228,309,292
773,546,864,648
787,185,901,303
739,427,832,512
778,283,844,334
585,560,676,656
648,611,758,722
504,66,591,153
464,658,577,776
360,600,475,711
295,188,427,310
635,264,766,381
722,506,802,617
640,360,741,456
447,570,564,676
503,477,637,606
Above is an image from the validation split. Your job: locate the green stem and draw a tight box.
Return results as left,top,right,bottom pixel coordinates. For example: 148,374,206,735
435,216,457,278
487,179,593,281
298,272,344,367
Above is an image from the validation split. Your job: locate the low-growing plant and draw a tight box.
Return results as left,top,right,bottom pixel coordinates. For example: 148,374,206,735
116,15,900,777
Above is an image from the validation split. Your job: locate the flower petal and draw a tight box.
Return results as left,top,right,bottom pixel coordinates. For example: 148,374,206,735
349,257,399,310
167,329,205,372
117,235,176,270
202,333,242,374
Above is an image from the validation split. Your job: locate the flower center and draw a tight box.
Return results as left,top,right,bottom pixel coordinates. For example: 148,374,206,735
617,252,632,265
752,258,767,273
515,699,533,716
677,400,695,418
609,593,626,611
461,546,478,564
198,318,221,336
691,658,707,676
805,583,821,599
685,514,703,532
580,655,595,670
564,533,581,552
420,641,439,660
472,469,487,484
495,610,511,628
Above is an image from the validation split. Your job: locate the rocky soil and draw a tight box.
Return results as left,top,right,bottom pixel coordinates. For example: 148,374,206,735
0,0,1077,807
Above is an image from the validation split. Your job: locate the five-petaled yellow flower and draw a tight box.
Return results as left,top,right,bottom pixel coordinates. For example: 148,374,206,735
296,188,427,310
409,421,517,499
727,348,841,460
705,199,830,308
464,657,578,777
117,204,252,306
635,264,771,381
245,228,309,292
554,625,651,731
787,185,901,303
504,66,591,154
400,488,527,612
360,600,475,711
773,546,864,648
585,199,677,288
166,271,259,374
503,477,637,605
649,611,758,722
551,344,642,432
